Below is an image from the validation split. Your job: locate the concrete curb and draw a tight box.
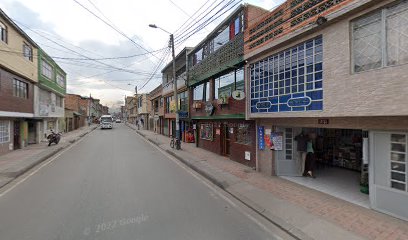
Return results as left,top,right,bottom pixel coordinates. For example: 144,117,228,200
127,125,309,240
0,126,97,190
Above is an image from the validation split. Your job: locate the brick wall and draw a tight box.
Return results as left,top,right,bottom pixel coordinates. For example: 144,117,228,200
196,119,256,167
0,68,34,114
65,94,80,112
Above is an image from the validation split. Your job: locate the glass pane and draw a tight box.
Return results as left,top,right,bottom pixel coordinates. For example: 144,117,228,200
391,134,406,143
391,181,406,191
391,152,405,162
353,12,382,72
391,143,406,152
391,172,406,182
386,1,408,66
391,162,406,172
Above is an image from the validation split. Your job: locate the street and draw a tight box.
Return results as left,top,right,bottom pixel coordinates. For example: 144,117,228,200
0,124,286,240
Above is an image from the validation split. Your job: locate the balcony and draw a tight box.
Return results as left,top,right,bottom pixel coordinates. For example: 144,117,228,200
189,33,244,86
162,72,187,96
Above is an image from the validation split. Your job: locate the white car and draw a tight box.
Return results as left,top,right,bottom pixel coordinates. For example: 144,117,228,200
115,119,121,123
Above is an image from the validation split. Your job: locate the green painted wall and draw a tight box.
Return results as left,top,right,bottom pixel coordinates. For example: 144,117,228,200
38,48,66,96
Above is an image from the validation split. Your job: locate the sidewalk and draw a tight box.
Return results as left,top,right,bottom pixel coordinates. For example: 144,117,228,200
127,124,408,240
0,125,98,189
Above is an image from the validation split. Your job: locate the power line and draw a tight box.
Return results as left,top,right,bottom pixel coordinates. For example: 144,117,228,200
175,0,241,45
174,0,239,42
72,0,160,61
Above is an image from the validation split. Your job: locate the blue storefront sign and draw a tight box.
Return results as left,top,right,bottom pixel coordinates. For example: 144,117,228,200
178,111,189,119
287,97,311,107
258,126,265,150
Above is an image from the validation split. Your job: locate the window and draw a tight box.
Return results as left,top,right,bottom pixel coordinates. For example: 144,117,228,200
165,96,173,113
13,79,28,99
250,36,323,113
215,68,244,99
234,16,241,35
56,96,63,107
285,128,293,160
200,123,213,140
23,43,33,61
235,124,252,145
178,91,188,111
0,22,7,43
193,83,204,101
0,121,10,143
56,73,65,87
160,97,163,107
390,134,407,192
41,59,53,79
205,82,210,101
214,27,229,52
352,1,408,72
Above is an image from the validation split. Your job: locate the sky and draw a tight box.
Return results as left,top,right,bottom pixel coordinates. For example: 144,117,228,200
0,0,284,111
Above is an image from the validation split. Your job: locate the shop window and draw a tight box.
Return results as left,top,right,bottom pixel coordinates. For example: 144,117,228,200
200,123,213,141
285,128,293,160
235,124,252,145
390,134,407,192
352,1,408,72
0,121,10,143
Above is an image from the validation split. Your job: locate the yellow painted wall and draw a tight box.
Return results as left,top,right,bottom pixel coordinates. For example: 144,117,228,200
0,15,38,82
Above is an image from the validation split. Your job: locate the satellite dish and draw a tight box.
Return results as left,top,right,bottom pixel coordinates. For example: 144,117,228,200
232,90,245,100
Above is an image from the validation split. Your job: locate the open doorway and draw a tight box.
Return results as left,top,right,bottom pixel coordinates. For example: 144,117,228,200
276,127,369,207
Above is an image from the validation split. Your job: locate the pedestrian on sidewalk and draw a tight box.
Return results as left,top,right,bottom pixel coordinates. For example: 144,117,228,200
303,134,316,178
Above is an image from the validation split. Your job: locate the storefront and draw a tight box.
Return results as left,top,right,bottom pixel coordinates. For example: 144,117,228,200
255,117,408,220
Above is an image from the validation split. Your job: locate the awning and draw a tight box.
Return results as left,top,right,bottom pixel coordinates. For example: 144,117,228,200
73,112,82,116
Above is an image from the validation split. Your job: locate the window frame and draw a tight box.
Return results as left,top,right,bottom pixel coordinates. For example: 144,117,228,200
41,59,53,79
23,42,33,61
351,0,408,73
0,120,10,143
56,72,65,87
13,78,28,99
0,21,7,43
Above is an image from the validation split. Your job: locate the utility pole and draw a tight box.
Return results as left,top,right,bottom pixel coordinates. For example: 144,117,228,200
149,24,180,149
170,34,180,149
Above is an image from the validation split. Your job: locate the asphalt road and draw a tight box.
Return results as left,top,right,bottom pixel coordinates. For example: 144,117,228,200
0,124,287,240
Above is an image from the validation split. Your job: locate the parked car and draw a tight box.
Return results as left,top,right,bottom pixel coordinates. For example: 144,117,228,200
116,119,121,123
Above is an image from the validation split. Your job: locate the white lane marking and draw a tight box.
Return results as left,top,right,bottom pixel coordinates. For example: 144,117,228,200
133,131,284,239
0,135,88,198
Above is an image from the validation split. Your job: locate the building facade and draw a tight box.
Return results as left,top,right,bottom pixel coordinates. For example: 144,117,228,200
137,93,150,130
148,85,164,134
0,9,38,154
245,0,408,221
187,4,268,167
34,48,66,141
161,47,192,139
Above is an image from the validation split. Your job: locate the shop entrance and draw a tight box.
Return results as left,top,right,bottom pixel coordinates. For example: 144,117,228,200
13,121,21,150
276,127,369,207
221,124,231,156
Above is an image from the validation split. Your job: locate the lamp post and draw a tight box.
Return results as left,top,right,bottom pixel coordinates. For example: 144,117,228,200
149,24,180,149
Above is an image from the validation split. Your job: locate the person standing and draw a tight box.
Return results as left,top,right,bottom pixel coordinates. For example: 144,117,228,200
295,132,308,176
304,135,316,178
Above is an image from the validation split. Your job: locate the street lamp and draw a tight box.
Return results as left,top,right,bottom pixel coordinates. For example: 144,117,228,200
149,24,180,149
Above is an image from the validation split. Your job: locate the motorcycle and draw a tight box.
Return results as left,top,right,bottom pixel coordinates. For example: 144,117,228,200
47,130,61,146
